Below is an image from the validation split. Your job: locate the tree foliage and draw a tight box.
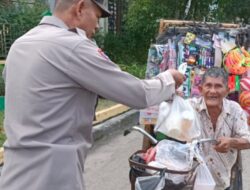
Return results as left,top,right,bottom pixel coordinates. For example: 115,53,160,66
216,0,250,23
0,1,47,31
104,0,250,66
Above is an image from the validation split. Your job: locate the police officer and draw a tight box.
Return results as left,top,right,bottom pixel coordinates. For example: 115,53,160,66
0,0,184,190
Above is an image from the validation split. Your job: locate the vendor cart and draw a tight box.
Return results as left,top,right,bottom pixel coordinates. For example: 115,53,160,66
137,19,248,190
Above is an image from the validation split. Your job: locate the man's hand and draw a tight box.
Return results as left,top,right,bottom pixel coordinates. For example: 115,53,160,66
168,69,185,89
213,137,232,153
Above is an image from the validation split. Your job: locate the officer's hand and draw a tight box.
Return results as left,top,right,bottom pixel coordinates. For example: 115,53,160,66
168,69,185,89
213,137,232,153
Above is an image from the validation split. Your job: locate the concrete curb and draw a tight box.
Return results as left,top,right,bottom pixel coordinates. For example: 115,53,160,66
94,104,130,125
92,109,139,141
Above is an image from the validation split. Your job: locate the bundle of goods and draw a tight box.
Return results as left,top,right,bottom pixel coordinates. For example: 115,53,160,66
224,47,250,75
239,77,250,125
148,26,250,97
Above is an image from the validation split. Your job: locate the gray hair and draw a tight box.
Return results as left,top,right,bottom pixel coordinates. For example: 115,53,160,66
201,67,228,86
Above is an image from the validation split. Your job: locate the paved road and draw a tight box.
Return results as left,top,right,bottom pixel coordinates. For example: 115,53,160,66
85,126,250,190
242,150,250,190
85,128,143,190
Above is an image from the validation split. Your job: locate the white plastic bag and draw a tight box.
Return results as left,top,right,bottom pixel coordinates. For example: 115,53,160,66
193,163,216,190
135,171,165,190
154,95,201,142
155,140,192,171
154,140,193,184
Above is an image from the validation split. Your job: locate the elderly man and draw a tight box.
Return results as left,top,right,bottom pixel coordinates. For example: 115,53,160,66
0,0,184,190
189,67,250,190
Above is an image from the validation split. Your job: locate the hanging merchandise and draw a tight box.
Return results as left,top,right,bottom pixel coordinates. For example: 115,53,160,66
239,91,250,109
228,75,236,92
167,39,177,69
140,20,250,126
223,48,249,75
241,46,250,62
191,68,204,97
238,74,250,125
240,77,250,91
184,32,196,44
212,34,223,67
235,75,241,91
145,45,166,79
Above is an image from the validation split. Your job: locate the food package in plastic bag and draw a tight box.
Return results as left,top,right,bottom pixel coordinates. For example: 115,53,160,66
193,163,216,190
154,140,193,184
155,140,192,171
154,95,201,142
135,171,165,190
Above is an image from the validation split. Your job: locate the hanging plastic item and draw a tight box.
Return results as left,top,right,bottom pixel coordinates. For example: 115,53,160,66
241,46,250,64
228,75,236,91
193,163,216,190
191,71,202,97
154,95,201,142
184,32,196,44
239,91,250,108
240,77,250,91
146,45,168,79
235,75,241,91
193,140,216,190
223,48,249,75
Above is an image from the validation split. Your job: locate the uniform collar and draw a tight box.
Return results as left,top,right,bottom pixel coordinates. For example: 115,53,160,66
39,16,69,29
75,28,87,39
39,16,88,39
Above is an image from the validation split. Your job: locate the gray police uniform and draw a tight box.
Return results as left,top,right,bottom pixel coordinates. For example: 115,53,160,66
0,16,175,190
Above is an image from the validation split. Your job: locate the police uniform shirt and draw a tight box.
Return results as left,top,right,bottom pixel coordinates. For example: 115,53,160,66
0,16,176,190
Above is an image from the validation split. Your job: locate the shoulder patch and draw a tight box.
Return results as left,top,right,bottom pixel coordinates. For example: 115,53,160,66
98,48,111,61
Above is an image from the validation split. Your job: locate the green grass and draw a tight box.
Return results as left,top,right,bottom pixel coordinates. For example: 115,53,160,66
96,99,117,111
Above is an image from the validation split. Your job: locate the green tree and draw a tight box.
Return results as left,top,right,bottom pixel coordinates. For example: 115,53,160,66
121,0,217,64
0,1,47,59
105,0,250,67
216,0,250,24
0,1,47,28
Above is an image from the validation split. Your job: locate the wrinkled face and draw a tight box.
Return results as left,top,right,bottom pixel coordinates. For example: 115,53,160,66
77,1,102,39
199,76,229,109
